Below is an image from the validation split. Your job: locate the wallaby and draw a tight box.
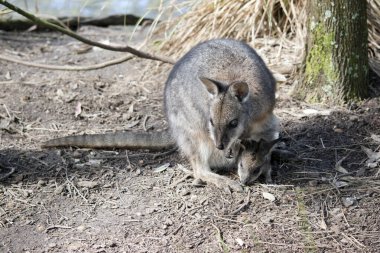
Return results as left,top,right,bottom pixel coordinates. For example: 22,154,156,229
237,139,279,185
42,39,279,192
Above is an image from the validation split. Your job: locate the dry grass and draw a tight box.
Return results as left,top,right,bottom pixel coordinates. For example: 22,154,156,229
150,0,379,61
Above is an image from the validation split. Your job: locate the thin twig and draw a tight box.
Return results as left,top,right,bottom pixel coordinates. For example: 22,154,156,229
170,173,193,188
0,0,175,64
230,190,251,215
143,115,150,131
0,54,133,71
211,223,229,252
45,225,72,232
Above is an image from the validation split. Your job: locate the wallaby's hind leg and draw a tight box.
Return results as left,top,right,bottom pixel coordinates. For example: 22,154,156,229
190,157,243,192
182,136,243,192
187,140,243,193
261,160,273,184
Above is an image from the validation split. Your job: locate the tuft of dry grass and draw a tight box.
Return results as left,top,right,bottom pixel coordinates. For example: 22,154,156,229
150,0,379,62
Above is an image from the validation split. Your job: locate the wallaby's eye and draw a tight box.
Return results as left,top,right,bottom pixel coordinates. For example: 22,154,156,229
210,119,214,126
229,119,238,128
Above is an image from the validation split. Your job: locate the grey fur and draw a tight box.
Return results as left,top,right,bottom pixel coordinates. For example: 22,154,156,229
42,39,279,191
164,39,279,191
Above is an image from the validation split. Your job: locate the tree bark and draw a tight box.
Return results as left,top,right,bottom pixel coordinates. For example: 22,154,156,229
295,0,369,104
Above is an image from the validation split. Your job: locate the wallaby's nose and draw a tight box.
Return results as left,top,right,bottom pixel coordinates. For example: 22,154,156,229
216,144,224,150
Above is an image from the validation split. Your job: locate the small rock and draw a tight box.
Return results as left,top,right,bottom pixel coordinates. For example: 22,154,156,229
54,184,65,195
145,208,156,214
262,192,275,202
236,238,244,247
180,189,191,196
77,225,86,232
342,197,356,207
135,168,142,176
367,162,378,168
48,243,57,248
36,224,45,232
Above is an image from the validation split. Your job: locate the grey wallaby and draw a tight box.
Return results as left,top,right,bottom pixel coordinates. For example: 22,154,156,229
42,39,279,191
237,139,279,185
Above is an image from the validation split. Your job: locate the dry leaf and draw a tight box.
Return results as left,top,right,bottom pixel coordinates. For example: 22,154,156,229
320,219,327,230
125,120,140,129
75,102,82,118
361,146,380,163
77,181,99,189
370,134,380,143
335,157,348,174
273,72,287,82
153,163,170,173
262,192,275,202
5,71,11,80
236,238,244,246
341,197,356,207
334,181,349,188
128,103,134,114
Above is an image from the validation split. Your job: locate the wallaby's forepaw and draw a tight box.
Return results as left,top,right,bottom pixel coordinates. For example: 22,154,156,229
192,178,206,187
216,179,243,193
265,176,273,184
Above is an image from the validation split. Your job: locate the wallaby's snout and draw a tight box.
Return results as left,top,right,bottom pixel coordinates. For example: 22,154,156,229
214,128,229,150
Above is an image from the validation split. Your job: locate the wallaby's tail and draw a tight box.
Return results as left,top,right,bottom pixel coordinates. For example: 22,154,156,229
41,130,175,150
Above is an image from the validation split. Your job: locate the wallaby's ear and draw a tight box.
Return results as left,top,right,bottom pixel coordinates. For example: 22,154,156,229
199,77,222,96
229,81,249,102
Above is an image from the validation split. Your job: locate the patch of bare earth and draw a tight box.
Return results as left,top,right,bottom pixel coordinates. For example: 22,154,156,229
1,27,380,252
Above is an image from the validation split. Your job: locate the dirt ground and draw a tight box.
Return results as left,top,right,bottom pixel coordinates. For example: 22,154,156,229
1,26,380,253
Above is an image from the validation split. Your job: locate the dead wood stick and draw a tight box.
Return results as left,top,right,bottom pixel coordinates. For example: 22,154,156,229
0,0,175,65
0,166,15,181
230,190,251,215
0,54,133,71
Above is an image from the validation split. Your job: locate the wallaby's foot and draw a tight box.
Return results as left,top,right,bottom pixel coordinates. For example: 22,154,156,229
196,170,243,193
213,177,243,193
263,161,273,184
264,174,273,184
192,178,206,187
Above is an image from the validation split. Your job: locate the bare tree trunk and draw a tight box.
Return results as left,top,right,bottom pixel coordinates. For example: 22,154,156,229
295,0,369,104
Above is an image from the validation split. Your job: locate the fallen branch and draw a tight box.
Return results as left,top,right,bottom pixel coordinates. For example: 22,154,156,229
0,54,133,71
0,14,153,31
0,166,15,181
0,0,175,65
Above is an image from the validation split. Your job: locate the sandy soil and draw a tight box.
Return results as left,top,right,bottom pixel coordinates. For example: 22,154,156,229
1,26,380,253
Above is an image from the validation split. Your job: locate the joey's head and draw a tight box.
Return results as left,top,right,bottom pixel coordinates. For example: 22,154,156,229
200,77,250,153
238,139,278,185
